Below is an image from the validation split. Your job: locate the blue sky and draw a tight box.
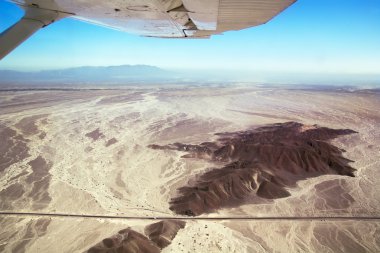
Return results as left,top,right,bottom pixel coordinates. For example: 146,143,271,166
0,0,379,78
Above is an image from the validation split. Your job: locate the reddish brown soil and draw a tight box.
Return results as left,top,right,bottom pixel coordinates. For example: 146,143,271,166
26,156,52,209
145,220,186,248
0,125,29,172
105,138,118,147
85,128,105,141
87,220,186,253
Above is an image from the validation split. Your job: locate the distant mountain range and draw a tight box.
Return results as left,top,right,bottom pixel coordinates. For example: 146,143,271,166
0,65,177,83
1,65,379,88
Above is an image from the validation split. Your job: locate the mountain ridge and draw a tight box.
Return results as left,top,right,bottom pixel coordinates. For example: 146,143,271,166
0,64,174,83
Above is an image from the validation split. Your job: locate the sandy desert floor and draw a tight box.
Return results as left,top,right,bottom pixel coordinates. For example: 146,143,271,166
0,85,379,252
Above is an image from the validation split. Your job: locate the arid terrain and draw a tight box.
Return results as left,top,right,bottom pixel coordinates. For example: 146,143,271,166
0,85,379,252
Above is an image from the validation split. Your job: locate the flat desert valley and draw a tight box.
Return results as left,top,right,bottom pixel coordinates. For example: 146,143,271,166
0,85,379,252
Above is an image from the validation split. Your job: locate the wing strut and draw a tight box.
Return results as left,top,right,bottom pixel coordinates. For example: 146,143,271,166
0,6,68,60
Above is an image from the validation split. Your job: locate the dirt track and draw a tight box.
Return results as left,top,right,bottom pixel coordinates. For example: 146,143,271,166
1,211,379,221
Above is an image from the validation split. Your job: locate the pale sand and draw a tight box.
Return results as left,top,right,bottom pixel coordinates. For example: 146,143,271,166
0,86,379,252
0,217,378,253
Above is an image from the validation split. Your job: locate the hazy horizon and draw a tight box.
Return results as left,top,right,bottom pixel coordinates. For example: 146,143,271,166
1,64,379,88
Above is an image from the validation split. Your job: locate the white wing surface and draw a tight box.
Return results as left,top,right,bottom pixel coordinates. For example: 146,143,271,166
0,0,296,59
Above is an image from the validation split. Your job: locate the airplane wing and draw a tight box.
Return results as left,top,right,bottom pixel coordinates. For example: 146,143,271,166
0,0,296,59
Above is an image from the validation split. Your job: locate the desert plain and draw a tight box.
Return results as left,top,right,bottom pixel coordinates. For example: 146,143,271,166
0,84,379,252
